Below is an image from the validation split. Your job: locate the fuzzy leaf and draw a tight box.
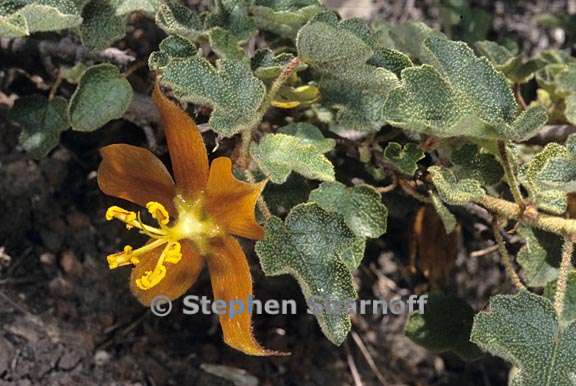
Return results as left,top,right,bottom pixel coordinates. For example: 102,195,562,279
519,138,576,214
430,192,457,234
318,65,399,136
383,142,425,176
0,0,82,37
68,64,133,132
251,0,323,39
256,203,360,345
205,0,256,42
80,0,126,51
471,291,576,386
428,166,485,205
156,0,202,41
8,95,69,159
516,227,562,287
113,0,159,15
405,293,482,361
309,181,388,238
152,42,266,137
451,143,503,186
384,36,547,141
544,272,576,325
296,13,373,69
297,13,401,136
206,27,246,61
279,122,335,153
250,131,334,184
251,49,302,80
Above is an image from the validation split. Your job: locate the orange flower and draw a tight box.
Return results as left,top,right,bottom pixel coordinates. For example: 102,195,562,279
98,83,283,356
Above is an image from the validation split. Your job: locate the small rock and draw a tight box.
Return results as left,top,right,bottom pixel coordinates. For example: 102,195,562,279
39,252,56,265
93,350,111,366
60,251,82,276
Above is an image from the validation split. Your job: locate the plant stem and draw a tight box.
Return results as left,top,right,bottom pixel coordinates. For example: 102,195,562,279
554,238,574,317
238,57,302,168
491,218,526,290
477,195,576,236
497,140,524,208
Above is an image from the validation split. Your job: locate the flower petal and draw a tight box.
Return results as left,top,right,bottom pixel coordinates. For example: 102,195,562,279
98,144,176,212
205,157,266,240
130,240,205,306
153,82,209,198
207,236,286,356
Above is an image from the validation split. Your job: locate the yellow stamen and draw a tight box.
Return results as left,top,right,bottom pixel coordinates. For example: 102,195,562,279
105,199,221,290
146,201,170,226
106,206,137,229
136,241,182,290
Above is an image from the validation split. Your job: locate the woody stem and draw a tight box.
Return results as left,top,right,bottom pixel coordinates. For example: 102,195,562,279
491,218,526,290
554,238,574,317
497,140,524,209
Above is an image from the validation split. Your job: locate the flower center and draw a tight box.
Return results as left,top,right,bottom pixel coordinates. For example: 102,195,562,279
105,195,221,290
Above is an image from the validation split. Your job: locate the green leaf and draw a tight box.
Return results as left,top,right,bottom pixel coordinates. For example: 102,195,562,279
384,36,547,141
152,42,265,137
519,139,576,214
309,181,388,238
471,291,576,386
565,94,576,126
428,166,485,205
318,65,399,136
156,0,202,41
251,49,302,80
206,27,246,61
205,0,256,42
279,122,335,153
405,293,482,361
382,142,425,176
296,13,401,136
430,192,457,234
68,64,133,132
251,0,323,39
450,143,503,186
0,0,82,37
255,203,360,345
544,272,576,325
250,131,334,184
296,13,373,70
80,0,126,51
516,227,562,287
8,95,69,159
113,0,159,16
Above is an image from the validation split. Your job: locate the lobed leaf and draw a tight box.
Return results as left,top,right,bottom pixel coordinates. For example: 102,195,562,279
384,36,548,141
68,63,133,132
156,0,202,41
8,95,69,159
428,166,485,205
471,291,576,386
0,0,82,38
251,0,323,39
256,203,361,345
516,227,562,287
405,293,482,361
151,40,266,137
250,129,335,184
544,272,576,325
309,181,388,238
450,143,503,186
383,142,425,176
79,0,126,51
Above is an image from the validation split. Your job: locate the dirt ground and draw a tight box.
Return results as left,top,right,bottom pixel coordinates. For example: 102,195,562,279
0,1,570,385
